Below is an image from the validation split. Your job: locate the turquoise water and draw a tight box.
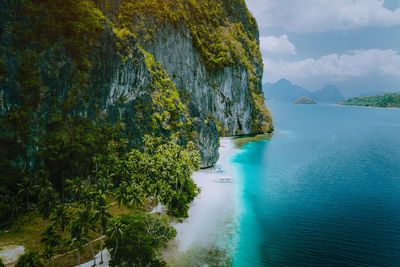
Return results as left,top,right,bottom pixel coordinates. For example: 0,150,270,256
232,103,400,266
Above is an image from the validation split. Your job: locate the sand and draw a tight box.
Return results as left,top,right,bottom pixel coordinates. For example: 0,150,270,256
172,137,238,252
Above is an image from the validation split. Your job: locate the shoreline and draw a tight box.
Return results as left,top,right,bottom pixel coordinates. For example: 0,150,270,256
166,137,240,265
335,103,400,110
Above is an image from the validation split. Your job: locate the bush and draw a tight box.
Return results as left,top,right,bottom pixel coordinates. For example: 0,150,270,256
15,250,44,267
106,213,177,266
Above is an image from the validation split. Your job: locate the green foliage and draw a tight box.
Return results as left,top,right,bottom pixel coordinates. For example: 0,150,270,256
93,194,112,229
50,204,72,232
109,135,200,219
340,93,400,108
37,116,125,196
125,135,200,220
69,215,90,266
0,0,106,173
37,182,59,221
251,92,274,133
40,225,62,248
106,213,176,266
15,250,44,267
1,0,127,224
69,212,90,253
17,177,35,211
105,216,125,258
18,0,104,69
92,194,112,263
41,245,55,265
0,257,4,267
294,96,317,104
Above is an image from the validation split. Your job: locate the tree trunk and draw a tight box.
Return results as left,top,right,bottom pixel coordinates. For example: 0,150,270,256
78,250,81,267
100,228,104,264
113,241,119,259
89,241,96,266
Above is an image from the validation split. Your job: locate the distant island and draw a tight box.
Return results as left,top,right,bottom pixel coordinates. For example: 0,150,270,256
263,79,344,103
339,93,400,108
295,96,317,104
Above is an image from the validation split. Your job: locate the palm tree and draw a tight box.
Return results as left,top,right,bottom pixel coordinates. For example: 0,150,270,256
50,204,71,232
105,217,125,259
41,225,61,247
17,177,35,210
32,175,52,196
80,186,96,208
96,176,113,195
127,183,144,213
10,197,25,224
0,186,8,203
41,245,55,266
37,185,59,224
92,154,101,182
66,178,84,202
40,225,61,265
114,182,129,212
76,208,97,266
93,194,112,264
148,180,165,213
69,219,89,267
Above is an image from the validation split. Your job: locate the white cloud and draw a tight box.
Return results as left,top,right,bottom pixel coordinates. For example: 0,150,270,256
260,35,296,55
246,0,400,33
263,49,400,83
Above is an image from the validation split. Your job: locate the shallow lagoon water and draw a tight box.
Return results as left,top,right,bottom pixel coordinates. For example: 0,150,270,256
231,103,400,266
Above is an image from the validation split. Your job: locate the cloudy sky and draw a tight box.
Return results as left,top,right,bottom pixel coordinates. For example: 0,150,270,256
245,0,400,97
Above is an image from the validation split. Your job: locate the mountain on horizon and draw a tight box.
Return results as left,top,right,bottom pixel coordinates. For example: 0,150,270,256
263,79,344,103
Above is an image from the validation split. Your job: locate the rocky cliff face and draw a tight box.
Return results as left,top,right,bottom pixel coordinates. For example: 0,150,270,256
146,23,254,135
0,0,273,168
143,23,261,166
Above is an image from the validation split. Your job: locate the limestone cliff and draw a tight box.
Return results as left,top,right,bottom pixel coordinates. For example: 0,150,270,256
0,0,273,168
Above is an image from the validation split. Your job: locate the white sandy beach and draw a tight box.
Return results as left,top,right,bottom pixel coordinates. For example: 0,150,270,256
172,137,238,252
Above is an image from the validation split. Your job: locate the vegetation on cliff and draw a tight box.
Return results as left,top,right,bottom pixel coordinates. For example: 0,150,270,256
115,0,260,71
339,93,400,108
112,0,272,133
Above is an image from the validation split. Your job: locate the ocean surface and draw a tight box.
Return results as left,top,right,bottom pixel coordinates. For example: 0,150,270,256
231,103,400,266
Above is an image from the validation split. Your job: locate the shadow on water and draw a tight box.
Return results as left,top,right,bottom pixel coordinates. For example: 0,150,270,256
232,133,273,148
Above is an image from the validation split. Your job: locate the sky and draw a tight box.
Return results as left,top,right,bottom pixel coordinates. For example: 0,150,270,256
245,0,400,97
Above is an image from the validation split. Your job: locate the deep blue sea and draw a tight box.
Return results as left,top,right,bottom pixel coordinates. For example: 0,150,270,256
231,103,400,266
